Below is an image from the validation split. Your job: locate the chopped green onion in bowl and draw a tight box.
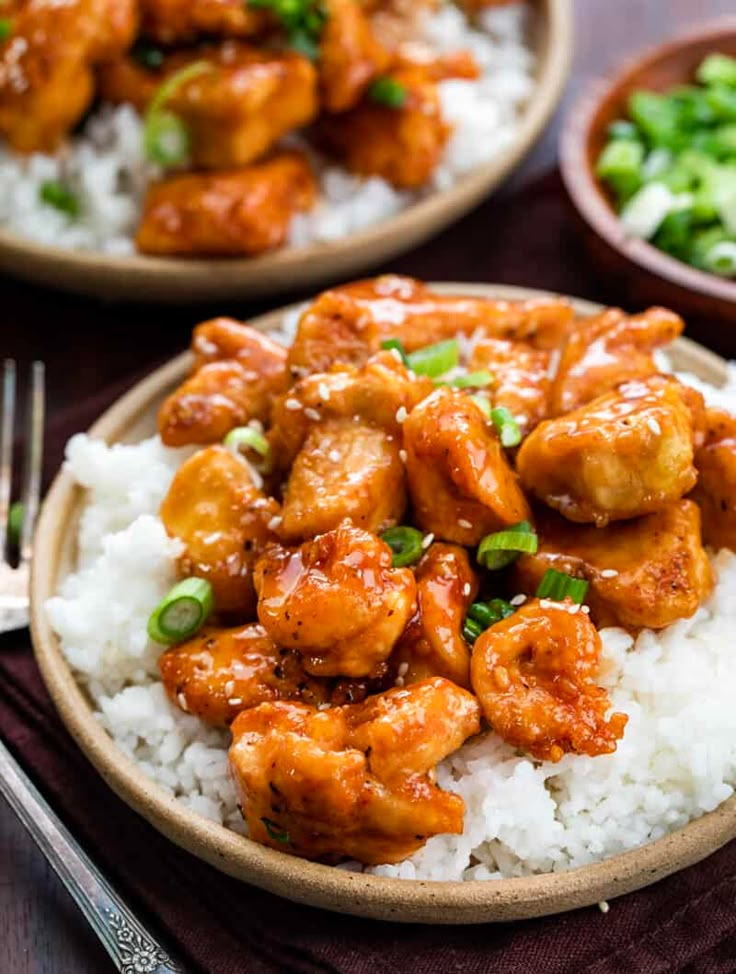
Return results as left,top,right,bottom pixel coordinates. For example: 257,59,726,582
380,525,425,568
477,521,537,571
535,568,589,605
147,577,214,645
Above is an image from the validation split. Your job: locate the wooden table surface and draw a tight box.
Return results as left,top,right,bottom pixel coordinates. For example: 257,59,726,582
2,1,733,970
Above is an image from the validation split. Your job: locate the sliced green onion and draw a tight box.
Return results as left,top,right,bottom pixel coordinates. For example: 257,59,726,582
0,17,12,41
462,617,483,644
7,501,22,546
607,119,638,141
467,599,515,628
143,60,211,166
406,339,459,378
224,426,270,458
470,393,492,419
490,406,522,448
262,817,291,844
368,76,408,109
132,39,165,70
449,370,493,389
697,54,736,90
595,138,644,201
381,526,424,568
248,0,326,59
701,240,736,277
147,577,214,645
39,180,79,217
477,521,537,571
535,568,589,605
380,338,409,365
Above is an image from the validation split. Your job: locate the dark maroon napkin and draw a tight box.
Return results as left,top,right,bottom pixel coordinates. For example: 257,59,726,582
2,171,736,974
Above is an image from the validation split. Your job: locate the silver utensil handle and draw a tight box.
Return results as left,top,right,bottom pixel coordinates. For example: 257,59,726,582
0,739,183,974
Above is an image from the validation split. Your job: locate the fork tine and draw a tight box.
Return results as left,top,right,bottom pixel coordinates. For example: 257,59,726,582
19,361,44,566
0,359,16,558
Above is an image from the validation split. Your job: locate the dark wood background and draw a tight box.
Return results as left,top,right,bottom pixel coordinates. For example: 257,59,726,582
2,1,734,969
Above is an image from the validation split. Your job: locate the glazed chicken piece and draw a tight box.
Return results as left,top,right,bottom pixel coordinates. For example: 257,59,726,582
280,419,406,540
288,276,574,376
549,307,684,416
471,598,628,763
269,349,433,468
517,376,703,526
254,521,416,677
392,544,479,688
319,0,390,112
319,61,449,189
514,501,713,631
159,623,329,727
403,387,530,545
0,0,138,152
99,45,318,169
139,0,270,43
160,446,280,616
469,338,551,435
691,408,736,551
229,677,481,863
136,152,317,257
159,320,288,447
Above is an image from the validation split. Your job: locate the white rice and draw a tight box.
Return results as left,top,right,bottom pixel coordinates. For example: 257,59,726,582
0,4,534,254
45,345,736,879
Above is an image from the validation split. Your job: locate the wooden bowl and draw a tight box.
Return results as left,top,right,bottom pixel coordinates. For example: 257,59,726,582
560,20,736,325
29,283,736,924
0,1,571,305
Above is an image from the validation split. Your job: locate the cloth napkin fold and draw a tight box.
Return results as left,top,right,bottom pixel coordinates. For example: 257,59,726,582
2,171,736,974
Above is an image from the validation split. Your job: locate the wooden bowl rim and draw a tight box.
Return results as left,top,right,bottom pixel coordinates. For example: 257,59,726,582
559,17,736,306
0,0,572,302
28,282,736,924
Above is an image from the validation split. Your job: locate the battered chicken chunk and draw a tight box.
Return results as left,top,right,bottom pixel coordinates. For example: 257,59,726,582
269,349,433,468
392,544,479,688
550,307,684,416
139,0,269,43
160,446,280,615
0,0,138,152
514,501,713,630
471,599,628,763
254,521,416,677
692,408,736,551
136,152,317,257
319,61,449,189
319,0,390,112
159,321,288,447
469,337,551,435
404,387,531,545
159,623,329,727
288,276,574,376
280,420,406,540
517,376,703,526
229,677,481,863
99,45,318,169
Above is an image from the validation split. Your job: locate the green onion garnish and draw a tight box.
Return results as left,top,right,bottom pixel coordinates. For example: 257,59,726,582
39,180,80,217
132,39,165,70
248,0,327,60
368,76,408,109
224,426,270,458
380,338,409,365
702,240,736,277
147,577,214,645
470,393,492,419
0,17,12,41
261,817,291,844
490,406,522,447
467,599,515,628
477,521,537,571
7,500,22,547
535,569,589,605
143,60,211,167
381,526,424,568
406,339,459,378
462,617,484,644
697,54,736,89
449,371,493,389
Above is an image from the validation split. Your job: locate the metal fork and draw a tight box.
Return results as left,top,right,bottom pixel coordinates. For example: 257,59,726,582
0,360,184,973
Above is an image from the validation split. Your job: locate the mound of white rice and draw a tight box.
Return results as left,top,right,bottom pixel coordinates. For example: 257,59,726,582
45,348,736,880
0,5,534,254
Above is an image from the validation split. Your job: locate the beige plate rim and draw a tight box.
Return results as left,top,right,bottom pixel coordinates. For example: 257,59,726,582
29,283,734,924
0,0,573,302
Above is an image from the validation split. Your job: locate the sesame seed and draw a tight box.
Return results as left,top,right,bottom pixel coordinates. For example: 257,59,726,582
462,582,471,597
647,417,662,435
398,662,409,677
267,515,283,531
567,603,581,614
581,605,591,614
510,594,527,606
224,680,235,697
285,398,302,411
388,348,403,364
399,449,408,463
421,533,434,549
395,676,405,687
228,697,243,706
598,901,610,914
458,518,473,529
177,693,189,712
318,382,330,400
317,702,332,711
304,407,321,422
395,406,408,423
328,449,340,462
600,569,619,578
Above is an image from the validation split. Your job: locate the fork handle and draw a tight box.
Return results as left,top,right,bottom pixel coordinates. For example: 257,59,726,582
0,739,184,974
